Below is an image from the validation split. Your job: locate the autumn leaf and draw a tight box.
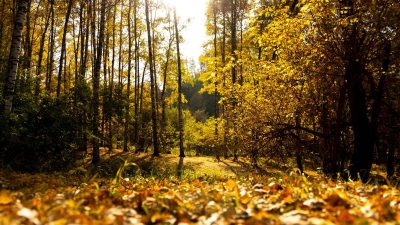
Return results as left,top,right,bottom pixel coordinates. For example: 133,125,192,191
225,179,237,190
0,190,13,205
337,209,357,223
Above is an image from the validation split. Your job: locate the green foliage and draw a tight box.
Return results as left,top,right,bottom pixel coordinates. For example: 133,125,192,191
0,94,82,172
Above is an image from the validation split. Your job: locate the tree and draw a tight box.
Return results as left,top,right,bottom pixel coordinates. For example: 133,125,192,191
145,0,159,156
174,6,184,158
212,0,219,160
45,0,55,93
92,0,106,164
124,0,133,152
2,0,29,111
56,0,74,98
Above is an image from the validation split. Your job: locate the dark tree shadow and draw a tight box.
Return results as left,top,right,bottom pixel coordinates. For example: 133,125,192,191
220,161,239,176
177,157,184,178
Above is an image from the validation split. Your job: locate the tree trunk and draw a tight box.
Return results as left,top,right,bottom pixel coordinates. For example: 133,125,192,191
160,31,172,153
35,5,51,96
3,0,28,111
221,5,227,159
324,82,346,175
92,0,106,164
109,3,116,153
124,0,132,152
22,0,31,92
134,0,140,153
102,26,109,147
57,0,73,98
347,60,374,182
371,43,391,164
230,0,238,161
118,0,123,90
145,0,159,156
213,0,219,160
174,6,184,158
45,0,55,93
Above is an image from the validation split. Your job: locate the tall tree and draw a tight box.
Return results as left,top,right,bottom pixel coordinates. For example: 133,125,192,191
109,1,117,152
22,0,31,91
213,0,219,160
92,0,106,164
2,0,29,111
123,0,133,152
45,0,55,92
35,3,51,96
174,6,184,158
145,0,159,156
161,12,173,150
230,0,238,161
133,0,140,153
56,0,74,98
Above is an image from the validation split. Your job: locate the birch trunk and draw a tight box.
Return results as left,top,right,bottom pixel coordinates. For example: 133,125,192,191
3,0,28,111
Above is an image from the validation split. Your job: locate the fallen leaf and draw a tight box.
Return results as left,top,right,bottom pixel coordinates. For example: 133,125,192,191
337,209,356,223
0,190,13,205
225,179,237,190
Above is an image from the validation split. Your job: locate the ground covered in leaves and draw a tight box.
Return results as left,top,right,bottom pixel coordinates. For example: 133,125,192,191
1,155,400,224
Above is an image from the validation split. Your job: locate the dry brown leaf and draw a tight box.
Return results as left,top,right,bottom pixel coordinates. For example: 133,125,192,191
337,209,356,223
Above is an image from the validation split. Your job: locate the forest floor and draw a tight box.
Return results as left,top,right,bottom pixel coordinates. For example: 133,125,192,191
1,149,400,224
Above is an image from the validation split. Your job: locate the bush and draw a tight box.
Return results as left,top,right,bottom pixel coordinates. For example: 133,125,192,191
0,94,81,172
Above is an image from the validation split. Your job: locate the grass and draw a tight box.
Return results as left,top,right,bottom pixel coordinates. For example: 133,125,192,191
92,149,249,180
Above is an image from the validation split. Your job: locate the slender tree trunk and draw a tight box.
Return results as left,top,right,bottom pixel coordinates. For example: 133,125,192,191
57,0,73,98
0,19,3,63
45,0,55,93
231,0,238,161
134,0,140,153
139,62,147,114
92,0,106,164
151,10,159,116
72,19,79,82
22,0,31,92
35,7,51,96
230,0,237,85
109,4,116,153
90,0,97,78
371,43,391,164
174,7,184,158
324,82,346,175
124,0,132,152
102,26,109,147
79,0,89,153
213,0,219,160
145,0,159,156
2,0,28,111
118,0,123,90
222,6,227,158
82,0,89,79
161,36,172,148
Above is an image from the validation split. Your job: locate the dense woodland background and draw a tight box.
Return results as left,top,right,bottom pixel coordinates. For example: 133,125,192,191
1,0,400,183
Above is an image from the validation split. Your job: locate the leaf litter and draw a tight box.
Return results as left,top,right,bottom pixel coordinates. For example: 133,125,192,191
0,170,400,224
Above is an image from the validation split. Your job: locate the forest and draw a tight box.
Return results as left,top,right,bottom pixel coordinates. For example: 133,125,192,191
1,0,400,224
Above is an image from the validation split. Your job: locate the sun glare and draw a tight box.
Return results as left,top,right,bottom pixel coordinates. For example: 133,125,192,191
161,0,208,65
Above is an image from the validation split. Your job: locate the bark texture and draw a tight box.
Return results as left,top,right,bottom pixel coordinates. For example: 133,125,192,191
3,0,28,111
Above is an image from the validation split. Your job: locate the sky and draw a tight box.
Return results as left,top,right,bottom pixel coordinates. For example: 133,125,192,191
168,0,208,70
